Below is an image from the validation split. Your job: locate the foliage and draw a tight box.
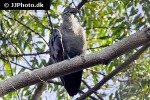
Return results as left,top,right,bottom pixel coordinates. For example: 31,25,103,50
0,0,149,99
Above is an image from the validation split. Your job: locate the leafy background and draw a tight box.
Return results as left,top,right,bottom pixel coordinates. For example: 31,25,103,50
0,0,150,99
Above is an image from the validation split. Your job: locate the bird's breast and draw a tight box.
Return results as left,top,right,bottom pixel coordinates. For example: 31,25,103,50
62,33,84,58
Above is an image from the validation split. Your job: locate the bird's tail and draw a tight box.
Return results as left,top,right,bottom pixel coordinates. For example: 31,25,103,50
60,70,83,96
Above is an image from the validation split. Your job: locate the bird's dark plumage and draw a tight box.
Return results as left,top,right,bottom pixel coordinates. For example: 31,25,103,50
49,6,86,96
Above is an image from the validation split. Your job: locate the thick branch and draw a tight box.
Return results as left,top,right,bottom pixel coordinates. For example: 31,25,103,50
0,27,149,96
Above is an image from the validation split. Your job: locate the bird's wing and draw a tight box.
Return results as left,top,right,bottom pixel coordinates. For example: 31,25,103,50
49,29,64,64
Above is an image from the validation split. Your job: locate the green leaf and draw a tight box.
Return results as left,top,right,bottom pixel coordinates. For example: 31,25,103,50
130,7,138,16
4,62,12,76
132,14,142,24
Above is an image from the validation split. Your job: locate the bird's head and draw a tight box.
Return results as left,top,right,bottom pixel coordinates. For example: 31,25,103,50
62,6,79,22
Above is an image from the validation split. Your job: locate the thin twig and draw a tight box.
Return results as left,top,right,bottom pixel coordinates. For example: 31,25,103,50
77,0,89,10
1,45,109,58
85,26,127,30
87,36,111,41
87,68,105,76
82,80,103,100
79,90,98,100
0,57,33,70
71,0,77,8
87,45,110,50
1,51,49,57
30,15,50,30
47,79,63,85
45,10,53,31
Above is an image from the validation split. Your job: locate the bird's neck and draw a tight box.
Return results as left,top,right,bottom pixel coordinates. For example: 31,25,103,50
62,18,77,29
62,15,77,28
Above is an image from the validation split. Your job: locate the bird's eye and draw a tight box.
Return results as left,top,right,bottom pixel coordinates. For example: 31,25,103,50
63,11,70,15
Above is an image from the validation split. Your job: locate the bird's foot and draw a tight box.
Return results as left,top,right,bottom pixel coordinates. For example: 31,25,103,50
80,54,86,62
66,54,71,60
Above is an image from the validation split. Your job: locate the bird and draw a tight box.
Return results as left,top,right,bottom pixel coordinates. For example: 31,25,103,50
49,6,87,96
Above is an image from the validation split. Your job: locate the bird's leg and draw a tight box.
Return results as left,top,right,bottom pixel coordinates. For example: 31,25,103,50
66,54,71,60
80,54,86,62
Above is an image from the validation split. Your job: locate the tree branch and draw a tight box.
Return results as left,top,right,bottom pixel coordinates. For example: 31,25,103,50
77,0,89,10
1,51,49,57
45,10,53,31
1,45,110,58
32,83,45,100
82,80,103,100
85,26,127,30
79,90,98,100
0,27,149,96
0,57,33,70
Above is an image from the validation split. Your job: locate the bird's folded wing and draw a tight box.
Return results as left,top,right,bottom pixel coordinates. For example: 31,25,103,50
49,29,64,63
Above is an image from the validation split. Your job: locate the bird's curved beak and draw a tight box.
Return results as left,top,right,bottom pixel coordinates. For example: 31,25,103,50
70,8,79,15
